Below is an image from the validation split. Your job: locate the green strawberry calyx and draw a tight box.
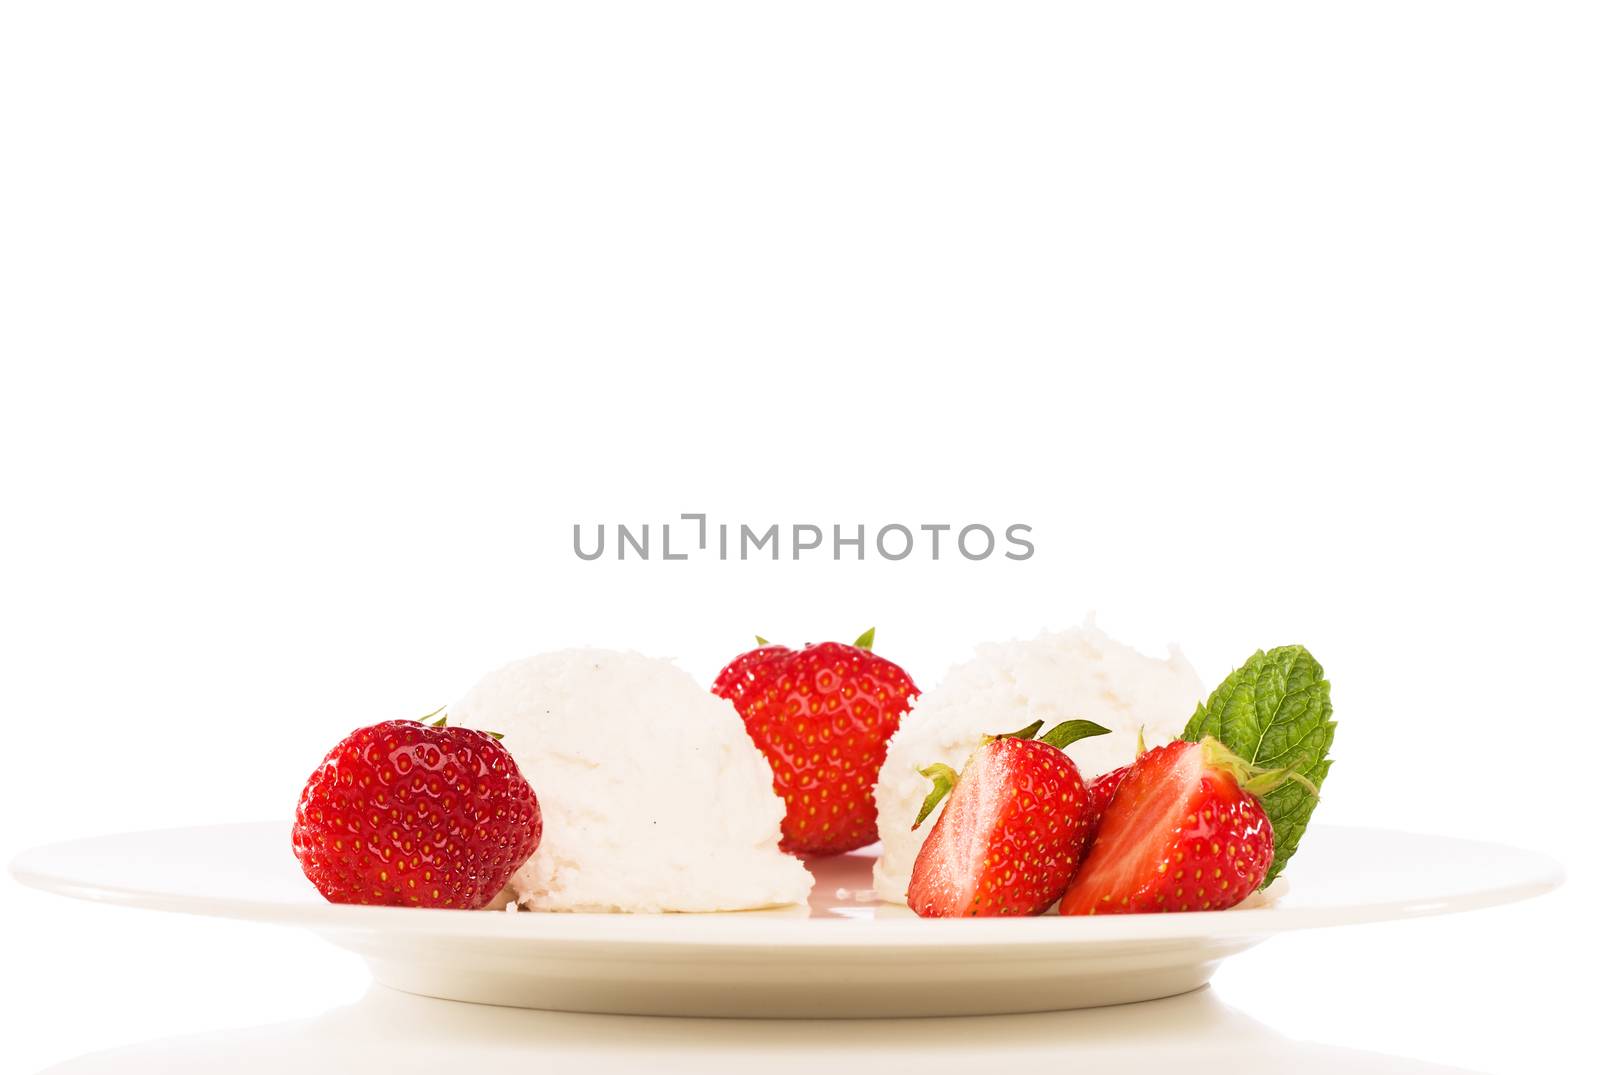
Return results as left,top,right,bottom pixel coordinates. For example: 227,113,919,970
911,718,1111,829
418,706,504,741
983,719,1044,743
1038,719,1113,750
1198,735,1319,799
911,763,960,829
751,627,875,650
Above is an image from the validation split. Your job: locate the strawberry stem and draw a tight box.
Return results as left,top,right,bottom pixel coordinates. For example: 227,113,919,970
853,627,875,651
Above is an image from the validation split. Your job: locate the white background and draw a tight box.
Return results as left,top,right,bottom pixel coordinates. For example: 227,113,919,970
2,2,1596,1072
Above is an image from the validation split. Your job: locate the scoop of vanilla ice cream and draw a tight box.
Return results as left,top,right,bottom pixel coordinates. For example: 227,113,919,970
871,623,1205,904
451,649,813,912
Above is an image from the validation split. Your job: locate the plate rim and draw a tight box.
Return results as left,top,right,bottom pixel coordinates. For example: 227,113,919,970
8,821,1565,948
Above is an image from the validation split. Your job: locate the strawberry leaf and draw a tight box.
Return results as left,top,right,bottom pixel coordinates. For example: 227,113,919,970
1038,719,1111,750
986,718,1044,743
853,627,876,651
1182,645,1335,886
912,763,960,829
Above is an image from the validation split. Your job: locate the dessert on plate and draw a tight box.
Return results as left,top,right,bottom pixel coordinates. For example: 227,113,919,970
288,622,1334,922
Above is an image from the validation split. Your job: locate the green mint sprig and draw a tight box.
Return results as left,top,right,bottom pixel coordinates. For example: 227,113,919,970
1181,644,1335,886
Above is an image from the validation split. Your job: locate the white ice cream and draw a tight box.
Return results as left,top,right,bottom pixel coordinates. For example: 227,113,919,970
451,648,813,912
871,622,1205,904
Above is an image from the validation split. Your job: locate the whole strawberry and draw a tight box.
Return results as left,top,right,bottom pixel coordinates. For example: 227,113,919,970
713,628,917,855
293,714,542,909
1059,736,1310,915
906,719,1108,917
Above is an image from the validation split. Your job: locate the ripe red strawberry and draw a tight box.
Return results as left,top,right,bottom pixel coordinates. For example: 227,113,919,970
1059,737,1310,915
293,714,542,909
1083,729,1147,840
906,720,1108,917
1085,765,1132,835
712,628,917,855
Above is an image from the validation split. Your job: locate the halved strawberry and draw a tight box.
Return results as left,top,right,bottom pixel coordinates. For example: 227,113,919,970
1059,736,1312,915
906,719,1108,918
1083,728,1147,841
1085,765,1132,837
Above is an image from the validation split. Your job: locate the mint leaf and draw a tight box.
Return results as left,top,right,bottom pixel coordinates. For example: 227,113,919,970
1182,645,1335,886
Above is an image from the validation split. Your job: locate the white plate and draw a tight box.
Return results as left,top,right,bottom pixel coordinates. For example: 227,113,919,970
10,823,1560,1018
